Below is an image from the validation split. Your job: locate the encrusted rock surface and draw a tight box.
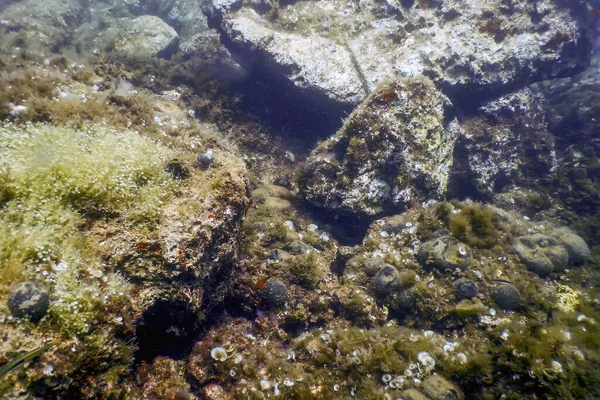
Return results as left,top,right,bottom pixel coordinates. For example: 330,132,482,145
216,0,594,107
101,15,180,57
301,77,460,218
450,88,558,199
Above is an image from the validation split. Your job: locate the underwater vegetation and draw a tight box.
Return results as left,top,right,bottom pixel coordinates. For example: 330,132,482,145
0,0,600,398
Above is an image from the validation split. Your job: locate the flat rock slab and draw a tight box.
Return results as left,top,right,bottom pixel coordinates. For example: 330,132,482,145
219,0,593,106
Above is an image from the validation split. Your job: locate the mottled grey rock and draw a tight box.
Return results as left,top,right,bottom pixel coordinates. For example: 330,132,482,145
286,240,312,256
421,375,463,400
8,281,50,322
371,265,401,297
301,77,461,217
114,15,179,57
492,284,522,311
417,236,473,272
218,0,592,107
393,288,418,311
223,8,365,106
259,279,288,310
449,88,557,198
551,227,590,264
454,279,478,301
514,234,569,276
364,257,385,277
195,150,214,170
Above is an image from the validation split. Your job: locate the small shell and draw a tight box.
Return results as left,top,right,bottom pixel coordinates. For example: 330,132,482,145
260,380,271,390
283,378,295,387
551,360,563,373
210,347,228,362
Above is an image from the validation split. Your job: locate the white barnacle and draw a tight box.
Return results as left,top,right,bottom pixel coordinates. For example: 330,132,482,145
551,360,563,374
210,346,228,362
417,351,436,371
283,378,295,387
443,342,455,352
260,379,271,390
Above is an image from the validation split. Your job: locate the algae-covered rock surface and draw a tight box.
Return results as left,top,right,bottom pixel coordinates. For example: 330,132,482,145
216,0,594,108
301,77,460,218
1,0,600,399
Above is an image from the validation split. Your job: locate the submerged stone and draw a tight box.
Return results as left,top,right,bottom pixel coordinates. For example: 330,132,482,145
399,389,430,400
371,265,401,297
417,236,473,272
8,281,50,322
454,279,478,301
421,375,464,400
513,234,568,276
551,227,591,265
195,150,214,170
259,280,288,310
492,284,522,311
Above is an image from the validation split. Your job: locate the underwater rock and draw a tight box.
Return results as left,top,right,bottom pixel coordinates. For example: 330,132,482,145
217,0,592,108
8,281,50,322
134,357,197,400
417,236,473,272
513,234,569,276
301,77,461,218
111,15,179,57
421,375,464,400
223,8,365,106
202,383,232,400
259,279,288,310
195,149,214,170
370,265,402,297
364,256,386,277
551,227,590,264
454,279,478,302
398,389,431,400
492,284,522,311
449,88,557,199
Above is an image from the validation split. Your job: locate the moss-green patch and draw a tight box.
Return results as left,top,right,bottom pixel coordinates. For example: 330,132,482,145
446,203,505,248
287,252,321,289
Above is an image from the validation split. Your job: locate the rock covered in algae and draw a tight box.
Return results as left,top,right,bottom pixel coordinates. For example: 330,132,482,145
217,0,593,107
450,88,557,199
551,227,591,264
7,281,50,322
454,279,478,302
101,15,180,57
417,236,473,272
421,375,464,400
513,233,569,276
301,77,461,218
259,279,289,310
0,63,251,398
491,284,522,311
370,265,402,297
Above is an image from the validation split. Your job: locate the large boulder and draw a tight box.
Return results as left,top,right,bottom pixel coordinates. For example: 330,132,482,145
100,15,180,57
300,76,460,218
216,0,594,108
